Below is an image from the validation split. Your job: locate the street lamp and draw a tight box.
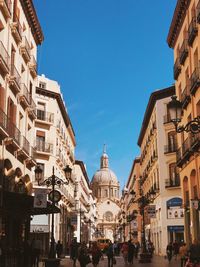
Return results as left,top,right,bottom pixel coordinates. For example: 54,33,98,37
131,187,156,263
34,165,72,267
168,96,200,134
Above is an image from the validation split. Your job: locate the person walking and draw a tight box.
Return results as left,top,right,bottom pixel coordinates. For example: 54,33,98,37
134,241,140,259
106,241,114,267
173,240,179,260
91,241,102,267
70,238,79,267
166,242,173,262
179,242,188,267
127,240,135,264
31,238,42,267
78,241,90,267
121,242,129,264
56,240,63,258
188,239,200,264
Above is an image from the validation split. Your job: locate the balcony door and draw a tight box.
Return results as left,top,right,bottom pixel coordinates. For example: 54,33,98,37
168,131,177,151
36,130,45,151
169,163,177,185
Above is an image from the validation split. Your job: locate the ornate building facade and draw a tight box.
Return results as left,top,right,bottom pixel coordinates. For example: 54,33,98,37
90,148,120,242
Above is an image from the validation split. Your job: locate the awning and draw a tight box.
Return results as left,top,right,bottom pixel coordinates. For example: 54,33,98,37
31,201,60,215
1,191,60,217
167,225,184,232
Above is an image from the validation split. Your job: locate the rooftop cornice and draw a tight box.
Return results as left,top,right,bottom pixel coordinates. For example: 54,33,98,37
20,0,44,45
137,86,175,147
75,160,90,188
167,0,191,48
126,157,140,188
36,87,76,146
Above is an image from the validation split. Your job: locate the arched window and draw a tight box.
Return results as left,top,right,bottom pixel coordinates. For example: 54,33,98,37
104,211,113,222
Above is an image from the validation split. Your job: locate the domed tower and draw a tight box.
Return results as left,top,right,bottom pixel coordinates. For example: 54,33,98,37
91,146,120,242
91,146,120,201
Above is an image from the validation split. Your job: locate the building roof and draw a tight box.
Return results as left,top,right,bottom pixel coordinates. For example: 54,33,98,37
75,160,90,188
126,157,140,188
137,86,175,146
20,0,44,45
167,0,191,48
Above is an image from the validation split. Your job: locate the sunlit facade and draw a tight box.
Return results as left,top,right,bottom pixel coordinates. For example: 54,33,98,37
167,0,200,246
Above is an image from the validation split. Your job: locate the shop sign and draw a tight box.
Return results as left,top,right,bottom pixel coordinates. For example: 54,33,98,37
34,188,47,208
147,205,156,218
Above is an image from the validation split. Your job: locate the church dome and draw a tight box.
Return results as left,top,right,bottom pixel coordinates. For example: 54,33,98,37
91,146,119,186
92,168,118,185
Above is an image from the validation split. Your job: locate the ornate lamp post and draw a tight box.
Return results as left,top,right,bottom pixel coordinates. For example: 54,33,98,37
35,165,72,267
131,187,156,263
168,96,200,134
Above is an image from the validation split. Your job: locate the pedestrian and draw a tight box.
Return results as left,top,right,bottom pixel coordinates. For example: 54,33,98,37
166,242,173,262
56,240,63,258
121,242,129,264
78,241,91,267
134,241,140,258
188,239,200,264
70,238,79,267
179,242,188,267
127,240,135,264
106,241,114,267
113,241,118,256
31,238,42,267
91,241,102,267
173,240,179,260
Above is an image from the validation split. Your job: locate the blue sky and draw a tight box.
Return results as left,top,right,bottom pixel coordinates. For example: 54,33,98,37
34,1,176,188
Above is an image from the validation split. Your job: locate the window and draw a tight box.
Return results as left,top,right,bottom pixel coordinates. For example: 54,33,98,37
169,163,177,180
104,211,113,222
36,163,45,181
39,82,46,89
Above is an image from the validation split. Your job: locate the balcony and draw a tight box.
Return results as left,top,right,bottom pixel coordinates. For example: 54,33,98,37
190,133,200,152
27,98,36,119
22,136,30,154
0,41,10,75
176,137,192,168
10,18,22,44
188,17,198,46
28,55,37,78
34,140,53,155
0,0,11,20
9,64,21,94
19,83,31,109
1,114,21,150
164,144,177,154
173,58,181,80
165,175,180,188
20,36,31,63
36,109,54,124
190,67,200,95
181,84,191,109
197,1,200,23
179,40,188,65
0,108,9,138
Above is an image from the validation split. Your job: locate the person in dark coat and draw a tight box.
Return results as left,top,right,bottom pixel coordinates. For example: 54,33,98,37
106,241,114,267
78,242,90,267
91,241,102,267
70,238,79,267
56,240,63,258
188,239,200,263
127,240,135,264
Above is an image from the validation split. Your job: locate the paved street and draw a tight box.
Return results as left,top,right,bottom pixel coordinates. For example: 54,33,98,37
39,255,181,267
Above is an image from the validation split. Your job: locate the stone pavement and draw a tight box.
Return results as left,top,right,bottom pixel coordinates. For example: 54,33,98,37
39,255,181,267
